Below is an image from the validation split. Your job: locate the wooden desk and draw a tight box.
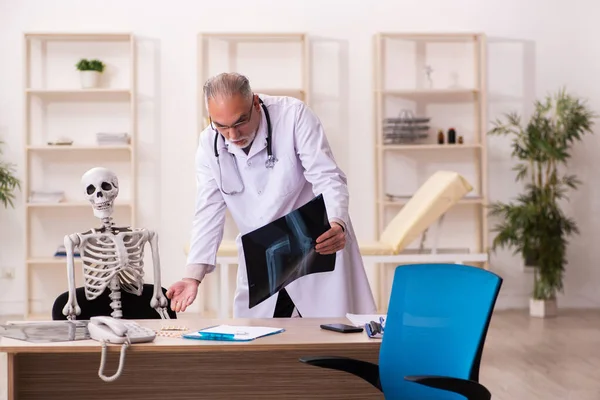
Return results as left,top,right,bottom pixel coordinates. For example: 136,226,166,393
1,317,382,400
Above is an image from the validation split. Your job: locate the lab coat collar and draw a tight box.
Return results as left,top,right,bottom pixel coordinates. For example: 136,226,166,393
224,106,268,159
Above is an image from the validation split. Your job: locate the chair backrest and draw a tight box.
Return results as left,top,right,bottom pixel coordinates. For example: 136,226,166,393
379,171,473,253
52,284,177,320
379,263,502,399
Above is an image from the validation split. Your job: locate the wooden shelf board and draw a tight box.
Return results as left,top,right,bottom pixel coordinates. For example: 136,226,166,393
378,32,482,42
380,143,482,150
27,257,80,265
26,201,132,208
27,88,131,93
254,88,305,96
199,32,305,42
378,89,479,99
380,197,485,206
24,32,132,41
27,145,132,151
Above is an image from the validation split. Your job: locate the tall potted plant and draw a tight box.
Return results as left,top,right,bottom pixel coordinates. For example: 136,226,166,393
487,88,596,318
0,140,20,209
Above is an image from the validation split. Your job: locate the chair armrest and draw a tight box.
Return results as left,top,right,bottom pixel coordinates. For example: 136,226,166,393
404,375,491,400
299,356,382,391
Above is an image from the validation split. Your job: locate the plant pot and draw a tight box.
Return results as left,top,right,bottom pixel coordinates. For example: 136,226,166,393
80,71,101,89
529,297,557,318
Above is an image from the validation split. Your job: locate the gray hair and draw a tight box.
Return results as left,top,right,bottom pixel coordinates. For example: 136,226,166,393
203,72,253,108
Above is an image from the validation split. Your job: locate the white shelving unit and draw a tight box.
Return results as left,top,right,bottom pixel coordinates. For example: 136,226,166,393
371,32,489,310
194,32,310,317
23,32,137,319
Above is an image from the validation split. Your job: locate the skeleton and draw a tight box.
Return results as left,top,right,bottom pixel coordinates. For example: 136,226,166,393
62,167,170,320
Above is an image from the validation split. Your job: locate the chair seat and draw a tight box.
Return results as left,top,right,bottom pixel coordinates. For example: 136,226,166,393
358,241,395,255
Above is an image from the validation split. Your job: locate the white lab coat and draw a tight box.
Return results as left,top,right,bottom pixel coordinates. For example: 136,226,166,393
186,94,376,318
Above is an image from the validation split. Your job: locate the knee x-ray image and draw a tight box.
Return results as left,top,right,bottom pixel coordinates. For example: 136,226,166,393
241,194,336,308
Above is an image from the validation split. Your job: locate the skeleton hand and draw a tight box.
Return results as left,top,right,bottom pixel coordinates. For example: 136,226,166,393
166,278,200,313
62,302,81,320
151,289,170,318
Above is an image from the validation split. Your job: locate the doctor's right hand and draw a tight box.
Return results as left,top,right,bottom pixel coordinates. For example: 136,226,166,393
166,278,200,312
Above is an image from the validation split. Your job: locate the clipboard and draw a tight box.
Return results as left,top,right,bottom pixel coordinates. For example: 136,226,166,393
182,325,285,342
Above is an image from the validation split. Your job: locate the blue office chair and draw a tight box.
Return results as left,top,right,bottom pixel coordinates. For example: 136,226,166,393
299,263,502,400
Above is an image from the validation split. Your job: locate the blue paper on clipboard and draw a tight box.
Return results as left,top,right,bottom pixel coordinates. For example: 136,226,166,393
182,325,285,342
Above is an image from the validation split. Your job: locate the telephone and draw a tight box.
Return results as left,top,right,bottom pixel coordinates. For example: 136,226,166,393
89,316,156,344
88,316,156,382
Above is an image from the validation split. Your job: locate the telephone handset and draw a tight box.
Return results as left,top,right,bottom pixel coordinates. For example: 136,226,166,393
89,316,156,344
88,316,156,382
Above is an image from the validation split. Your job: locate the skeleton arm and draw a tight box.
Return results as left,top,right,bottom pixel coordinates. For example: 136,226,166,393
147,230,169,319
62,233,82,319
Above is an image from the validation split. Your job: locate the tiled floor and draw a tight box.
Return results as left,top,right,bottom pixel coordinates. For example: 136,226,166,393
1,309,600,399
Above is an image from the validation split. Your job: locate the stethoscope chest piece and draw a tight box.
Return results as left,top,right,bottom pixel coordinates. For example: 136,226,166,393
265,155,277,169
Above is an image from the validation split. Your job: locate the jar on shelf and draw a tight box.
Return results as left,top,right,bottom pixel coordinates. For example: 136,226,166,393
448,128,456,144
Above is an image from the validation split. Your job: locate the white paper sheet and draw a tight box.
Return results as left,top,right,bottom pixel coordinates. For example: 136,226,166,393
346,313,387,327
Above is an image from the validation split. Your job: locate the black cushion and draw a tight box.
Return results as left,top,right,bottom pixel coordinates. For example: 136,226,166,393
52,283,177,320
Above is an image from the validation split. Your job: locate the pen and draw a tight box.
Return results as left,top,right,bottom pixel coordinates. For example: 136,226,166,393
198,332,235,340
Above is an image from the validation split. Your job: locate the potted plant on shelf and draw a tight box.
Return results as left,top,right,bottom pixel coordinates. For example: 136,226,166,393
0,140,21,209
487,87,596,318
75,58,106,89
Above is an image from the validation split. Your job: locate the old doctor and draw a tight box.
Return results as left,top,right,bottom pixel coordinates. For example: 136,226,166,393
167,72,376,318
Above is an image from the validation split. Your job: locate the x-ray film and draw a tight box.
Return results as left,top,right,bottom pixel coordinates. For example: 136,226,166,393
242,194,336,308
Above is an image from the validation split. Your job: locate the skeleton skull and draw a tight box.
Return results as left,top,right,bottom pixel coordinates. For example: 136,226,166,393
81,167,119,219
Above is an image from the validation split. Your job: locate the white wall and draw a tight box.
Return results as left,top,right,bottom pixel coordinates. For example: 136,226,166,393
0,0,599,315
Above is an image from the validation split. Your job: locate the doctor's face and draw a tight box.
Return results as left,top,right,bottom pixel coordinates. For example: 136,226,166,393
208,94,261,149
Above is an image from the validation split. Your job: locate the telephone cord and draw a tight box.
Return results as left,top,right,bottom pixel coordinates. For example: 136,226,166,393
98,338,130,382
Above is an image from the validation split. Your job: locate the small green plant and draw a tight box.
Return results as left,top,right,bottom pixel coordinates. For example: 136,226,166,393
75,58,105,73
488,87,596,301
0,140,21,209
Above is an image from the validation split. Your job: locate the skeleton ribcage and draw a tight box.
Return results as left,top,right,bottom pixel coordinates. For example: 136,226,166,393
80,230,148,300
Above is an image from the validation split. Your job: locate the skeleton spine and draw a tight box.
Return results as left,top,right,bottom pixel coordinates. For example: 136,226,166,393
102,216,115,233
108,276,122,318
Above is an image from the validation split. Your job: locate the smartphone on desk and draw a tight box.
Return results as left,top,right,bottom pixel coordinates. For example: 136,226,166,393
320,323,364,333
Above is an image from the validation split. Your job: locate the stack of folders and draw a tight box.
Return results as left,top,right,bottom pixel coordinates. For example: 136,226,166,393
182,325,284,342
96,132,130,146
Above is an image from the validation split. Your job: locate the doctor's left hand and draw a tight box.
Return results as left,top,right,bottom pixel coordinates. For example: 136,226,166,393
315,222,346,255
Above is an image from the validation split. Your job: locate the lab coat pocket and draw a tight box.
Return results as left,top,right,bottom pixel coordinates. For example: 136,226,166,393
271,154,301,199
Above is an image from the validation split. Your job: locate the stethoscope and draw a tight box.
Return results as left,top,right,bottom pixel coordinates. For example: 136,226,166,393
212,97,276,195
